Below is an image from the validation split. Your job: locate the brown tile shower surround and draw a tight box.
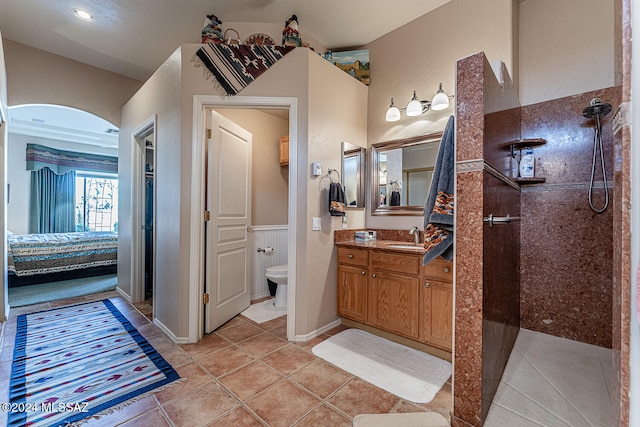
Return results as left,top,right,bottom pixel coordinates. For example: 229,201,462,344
453,52,522,427
519,87,620,348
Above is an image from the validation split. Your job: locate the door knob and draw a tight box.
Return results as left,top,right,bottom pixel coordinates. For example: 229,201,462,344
361,271,366,276
348,254,354,259
425,281,431,288
443,267,450,273
372,273,377,278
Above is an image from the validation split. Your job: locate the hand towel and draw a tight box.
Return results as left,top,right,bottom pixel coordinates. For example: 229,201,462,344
329,182,346,216
423,115,455,264
390,190,401,206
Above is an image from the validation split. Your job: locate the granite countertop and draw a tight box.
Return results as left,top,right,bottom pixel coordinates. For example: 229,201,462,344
335,239,425,254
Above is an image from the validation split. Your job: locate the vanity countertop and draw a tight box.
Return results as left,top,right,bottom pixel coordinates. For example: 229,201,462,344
335,239,424,254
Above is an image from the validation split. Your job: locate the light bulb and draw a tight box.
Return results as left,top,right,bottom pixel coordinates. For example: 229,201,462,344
385,98,401,122
431,83,450,111
405,91,423,116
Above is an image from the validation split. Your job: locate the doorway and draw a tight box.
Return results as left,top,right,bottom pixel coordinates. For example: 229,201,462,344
190,95,298,343
131,116,156,318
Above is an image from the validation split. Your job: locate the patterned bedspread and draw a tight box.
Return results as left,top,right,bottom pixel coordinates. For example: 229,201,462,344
7,231,117,277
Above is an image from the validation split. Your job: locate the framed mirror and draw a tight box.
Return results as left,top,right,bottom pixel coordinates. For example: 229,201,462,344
371,132,442,216
342,142,366,208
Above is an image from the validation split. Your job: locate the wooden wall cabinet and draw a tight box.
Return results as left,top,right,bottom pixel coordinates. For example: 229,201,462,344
279,135,289,166
336,244,453,351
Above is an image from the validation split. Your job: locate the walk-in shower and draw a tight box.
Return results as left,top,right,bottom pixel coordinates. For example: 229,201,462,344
582,98,612,213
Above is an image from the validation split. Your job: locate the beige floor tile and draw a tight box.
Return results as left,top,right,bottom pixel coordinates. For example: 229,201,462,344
289,360,353,399
218,360,284,401
156,345,193,369
162,381,240,427
119,408,171,427
327,377,401,417
246,380,321,427
236,332,288,358
261,344,317,376
216,322,264,343
198,346,256,377
153,362,212,405
257,315,287,332
207,406,266,426
180,333,231,360
294,404,352,427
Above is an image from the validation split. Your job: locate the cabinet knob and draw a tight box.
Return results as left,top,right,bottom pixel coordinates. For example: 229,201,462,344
361,271,366,276
372,273,377,278
443,267,450,273
348,254,354,259
425,281,431,288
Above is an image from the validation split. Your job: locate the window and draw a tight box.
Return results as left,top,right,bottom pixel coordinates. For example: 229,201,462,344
75,174,118,232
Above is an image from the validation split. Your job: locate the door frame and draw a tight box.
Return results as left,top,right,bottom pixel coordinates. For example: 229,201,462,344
131,115,156,309
190,95,298,343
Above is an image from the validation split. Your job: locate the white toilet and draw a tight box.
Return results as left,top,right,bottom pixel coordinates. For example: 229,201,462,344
265,264,288,310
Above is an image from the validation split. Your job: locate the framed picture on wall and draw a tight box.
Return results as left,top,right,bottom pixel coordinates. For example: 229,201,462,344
324,49,370,85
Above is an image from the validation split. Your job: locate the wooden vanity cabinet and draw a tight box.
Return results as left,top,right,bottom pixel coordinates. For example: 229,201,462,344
337,244,453,351
368,251,421,339
420,258,453,351
337,248,368,322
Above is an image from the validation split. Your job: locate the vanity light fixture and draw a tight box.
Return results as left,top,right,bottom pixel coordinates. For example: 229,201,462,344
385,83,453,122
72,8,95,22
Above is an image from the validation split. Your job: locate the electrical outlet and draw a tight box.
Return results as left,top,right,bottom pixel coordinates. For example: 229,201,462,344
312,217,321,231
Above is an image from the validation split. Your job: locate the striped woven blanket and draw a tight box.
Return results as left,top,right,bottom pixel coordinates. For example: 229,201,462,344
195,43,295,95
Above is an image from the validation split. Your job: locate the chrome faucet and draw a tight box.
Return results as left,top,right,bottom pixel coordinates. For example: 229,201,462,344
409,226,421,245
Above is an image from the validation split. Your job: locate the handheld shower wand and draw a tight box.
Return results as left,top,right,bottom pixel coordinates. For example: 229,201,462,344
582,98,611,213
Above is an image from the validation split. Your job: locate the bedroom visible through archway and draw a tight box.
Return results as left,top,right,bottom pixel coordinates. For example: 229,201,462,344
6,104,119,307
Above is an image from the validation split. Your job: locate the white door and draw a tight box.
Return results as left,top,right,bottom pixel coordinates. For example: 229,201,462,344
205,110,252,333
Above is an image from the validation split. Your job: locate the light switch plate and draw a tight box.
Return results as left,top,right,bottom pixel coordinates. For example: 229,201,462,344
312,162,322,176
312,217,321,231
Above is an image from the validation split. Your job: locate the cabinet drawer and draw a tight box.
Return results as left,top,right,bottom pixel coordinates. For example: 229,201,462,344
423,258,453,282
370,251,420,276
338,247,368,267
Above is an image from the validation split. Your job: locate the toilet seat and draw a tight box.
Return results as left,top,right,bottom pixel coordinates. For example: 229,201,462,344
266,264,288,281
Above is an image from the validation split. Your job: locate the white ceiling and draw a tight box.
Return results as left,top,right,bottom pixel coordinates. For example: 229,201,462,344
1,0,450,144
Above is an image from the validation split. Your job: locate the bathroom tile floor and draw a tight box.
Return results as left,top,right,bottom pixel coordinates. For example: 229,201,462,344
485,328,612,427
0,293,452,427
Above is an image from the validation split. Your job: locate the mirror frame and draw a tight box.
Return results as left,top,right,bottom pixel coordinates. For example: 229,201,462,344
371,132,443,216
342,142,366,208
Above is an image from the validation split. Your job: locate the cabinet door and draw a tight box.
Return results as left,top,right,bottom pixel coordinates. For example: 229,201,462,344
337,264,368,322
420,279,452,351
368,271,419,339
279,135,289,166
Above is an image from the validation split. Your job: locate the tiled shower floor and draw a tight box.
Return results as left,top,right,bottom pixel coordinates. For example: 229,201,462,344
485,328,612,427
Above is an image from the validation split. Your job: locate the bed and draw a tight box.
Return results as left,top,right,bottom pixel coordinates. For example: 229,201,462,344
7,231,118,287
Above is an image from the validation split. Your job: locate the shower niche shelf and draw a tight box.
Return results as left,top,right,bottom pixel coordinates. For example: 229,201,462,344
505,138,547,185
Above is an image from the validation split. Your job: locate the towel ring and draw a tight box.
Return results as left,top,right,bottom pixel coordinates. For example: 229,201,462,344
328,168,341,183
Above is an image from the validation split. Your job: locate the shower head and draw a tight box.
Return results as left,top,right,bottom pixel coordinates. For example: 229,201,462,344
583,98,612,118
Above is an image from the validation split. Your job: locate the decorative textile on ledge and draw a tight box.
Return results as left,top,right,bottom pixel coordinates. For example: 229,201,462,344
26,144,118,175
195,43,295,95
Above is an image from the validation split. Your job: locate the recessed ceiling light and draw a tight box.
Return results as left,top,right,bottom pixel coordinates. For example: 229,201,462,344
72,8,94,22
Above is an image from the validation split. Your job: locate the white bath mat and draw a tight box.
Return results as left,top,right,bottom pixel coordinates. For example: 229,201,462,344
241,299,286,324
312,329,451,403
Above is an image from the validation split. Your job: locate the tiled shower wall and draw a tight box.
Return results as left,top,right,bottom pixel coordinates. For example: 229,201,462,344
520,87,620,348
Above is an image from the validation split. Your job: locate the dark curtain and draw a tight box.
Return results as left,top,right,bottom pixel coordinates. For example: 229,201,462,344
29,167,76,233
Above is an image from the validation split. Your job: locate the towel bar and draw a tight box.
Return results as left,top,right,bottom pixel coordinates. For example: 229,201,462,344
483,214,521,228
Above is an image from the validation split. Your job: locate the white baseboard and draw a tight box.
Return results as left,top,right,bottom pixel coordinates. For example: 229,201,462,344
153,318,190,344
115,287,132,302
292,318,342,343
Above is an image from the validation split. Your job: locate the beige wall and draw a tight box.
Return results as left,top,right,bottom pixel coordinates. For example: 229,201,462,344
216,109,289,226
120,46,367,340
2,39,142,126
119,47,183,334
519,0,615,106
365,0,518,230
